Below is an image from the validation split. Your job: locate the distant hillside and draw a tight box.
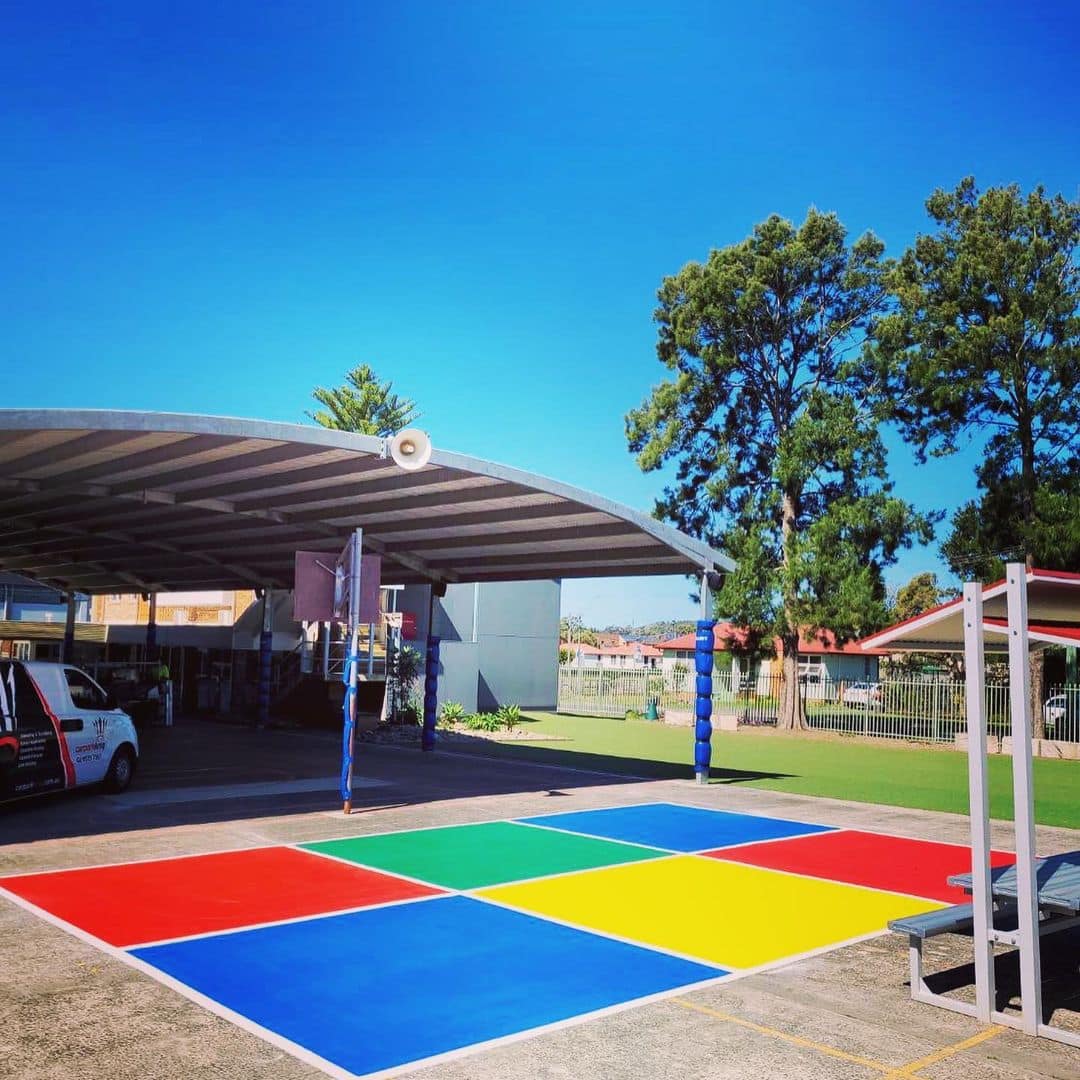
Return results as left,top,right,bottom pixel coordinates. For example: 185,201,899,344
601,620,697,644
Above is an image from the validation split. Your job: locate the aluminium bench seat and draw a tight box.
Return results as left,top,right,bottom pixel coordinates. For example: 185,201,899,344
889,904,974,940
891,901,1019,1017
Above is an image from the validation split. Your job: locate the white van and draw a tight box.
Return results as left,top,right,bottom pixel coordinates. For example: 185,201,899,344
0,660,139,802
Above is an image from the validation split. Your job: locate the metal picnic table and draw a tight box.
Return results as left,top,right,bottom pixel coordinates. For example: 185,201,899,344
944,850,1080,1047
950,851,1080,916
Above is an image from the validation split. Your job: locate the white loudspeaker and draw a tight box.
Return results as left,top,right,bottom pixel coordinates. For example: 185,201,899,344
388,428,432,471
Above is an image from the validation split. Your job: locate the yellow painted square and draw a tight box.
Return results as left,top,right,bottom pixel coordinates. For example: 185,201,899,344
476,855,942,969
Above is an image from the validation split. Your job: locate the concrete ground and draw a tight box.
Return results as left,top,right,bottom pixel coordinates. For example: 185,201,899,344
3,719,1080,1079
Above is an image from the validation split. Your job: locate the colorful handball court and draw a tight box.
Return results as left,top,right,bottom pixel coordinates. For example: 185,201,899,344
0,802,1014,1079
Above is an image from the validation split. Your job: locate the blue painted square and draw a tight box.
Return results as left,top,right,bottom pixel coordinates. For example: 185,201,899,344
132,895,724,1077
519,803,834,852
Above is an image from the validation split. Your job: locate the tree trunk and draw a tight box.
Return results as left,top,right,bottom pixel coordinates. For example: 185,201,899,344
777,634,807,731
1031,649,1046,741
1023,554,1046,740
777,486,806,731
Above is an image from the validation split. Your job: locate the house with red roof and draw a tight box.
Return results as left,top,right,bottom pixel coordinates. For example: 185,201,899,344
560,640,663,670
656,623,888,692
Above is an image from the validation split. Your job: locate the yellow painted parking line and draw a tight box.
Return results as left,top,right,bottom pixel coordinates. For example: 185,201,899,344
675,996,1005,1079
884,1025,1004,1077
673,998,895,1073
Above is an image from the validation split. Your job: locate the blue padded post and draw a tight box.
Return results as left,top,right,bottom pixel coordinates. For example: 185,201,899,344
421,636,440,751
694,619,715,783
341,644,357,802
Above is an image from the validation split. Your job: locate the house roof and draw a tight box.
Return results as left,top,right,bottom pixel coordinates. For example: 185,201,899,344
561,640,663,658
859,568,1080,653
658,623,889,657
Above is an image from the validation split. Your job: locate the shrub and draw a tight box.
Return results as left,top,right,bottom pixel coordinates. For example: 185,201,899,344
439,701,465,726
464,711,502,732
496,704,521,730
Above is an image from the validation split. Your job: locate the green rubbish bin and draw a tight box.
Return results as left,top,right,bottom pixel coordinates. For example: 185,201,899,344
645,699,659,721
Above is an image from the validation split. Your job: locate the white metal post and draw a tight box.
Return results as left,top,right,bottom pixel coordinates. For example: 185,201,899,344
963,582,995,1020
321,621,331,678
1006,562,1042,1034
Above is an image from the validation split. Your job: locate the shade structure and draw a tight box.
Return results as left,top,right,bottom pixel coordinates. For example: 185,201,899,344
866,565,1080,1051
859,568,1080,654
0,410,732,593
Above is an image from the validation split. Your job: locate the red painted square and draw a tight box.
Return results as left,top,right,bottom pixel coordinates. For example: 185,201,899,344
0,846,442,947
705,830,1015,903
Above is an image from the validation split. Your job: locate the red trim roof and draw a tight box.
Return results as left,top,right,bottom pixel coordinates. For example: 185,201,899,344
983,617,1080,643
657,624,888,657
858,567,1080,651
560,641,663,658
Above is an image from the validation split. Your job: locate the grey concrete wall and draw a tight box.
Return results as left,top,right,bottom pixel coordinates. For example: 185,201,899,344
438,641,479,712
397,580,560,712
474,580,559,709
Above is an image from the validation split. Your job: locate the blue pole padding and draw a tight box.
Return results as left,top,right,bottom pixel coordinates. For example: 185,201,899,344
340,649,357,801
257,628,273,728
421,636,440,751
694,620,715,783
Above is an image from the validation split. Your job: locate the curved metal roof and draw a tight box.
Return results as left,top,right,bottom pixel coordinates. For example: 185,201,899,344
0,410,731,593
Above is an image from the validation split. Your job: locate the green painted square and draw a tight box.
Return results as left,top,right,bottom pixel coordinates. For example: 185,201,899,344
300,821,666,890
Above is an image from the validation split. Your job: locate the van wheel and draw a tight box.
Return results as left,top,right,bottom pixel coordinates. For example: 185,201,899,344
104,747,136,794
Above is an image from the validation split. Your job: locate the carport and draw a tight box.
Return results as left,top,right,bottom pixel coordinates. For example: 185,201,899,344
0,409,731,783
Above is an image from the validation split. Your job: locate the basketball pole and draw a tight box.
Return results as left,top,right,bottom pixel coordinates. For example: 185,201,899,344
342,527,363,814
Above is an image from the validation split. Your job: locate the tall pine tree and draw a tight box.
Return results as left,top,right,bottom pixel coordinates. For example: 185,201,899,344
873,178,1080,734
628,210,931,729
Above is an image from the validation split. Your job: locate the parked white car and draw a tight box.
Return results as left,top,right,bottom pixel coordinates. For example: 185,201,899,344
0,660,139,802
1042,694,1076,735
843,682,883,709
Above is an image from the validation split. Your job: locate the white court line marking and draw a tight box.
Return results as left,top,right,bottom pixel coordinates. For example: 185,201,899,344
295,843,464,893
651,799,1019,855
0,797,962,1080
0,887,359,1080
352,970,734,1080
512,818,683,854
0,793,992,908
466,891,737,971
127,892,448,952
0,793,994,884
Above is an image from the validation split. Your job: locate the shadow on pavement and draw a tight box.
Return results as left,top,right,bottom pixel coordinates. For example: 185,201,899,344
923,925,1080,1029
440,735,795,786
0,717,657,846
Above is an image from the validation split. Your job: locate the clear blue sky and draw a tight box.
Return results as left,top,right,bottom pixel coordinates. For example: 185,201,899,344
3,3,1078,626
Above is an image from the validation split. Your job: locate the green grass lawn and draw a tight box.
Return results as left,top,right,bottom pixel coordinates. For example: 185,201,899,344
448,712,1080,830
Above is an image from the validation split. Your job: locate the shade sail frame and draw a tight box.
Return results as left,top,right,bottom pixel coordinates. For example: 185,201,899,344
860,569,1080,654
0,410,732,594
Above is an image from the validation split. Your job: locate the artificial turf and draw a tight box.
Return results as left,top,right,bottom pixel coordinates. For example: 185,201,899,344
447,712,1080,830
